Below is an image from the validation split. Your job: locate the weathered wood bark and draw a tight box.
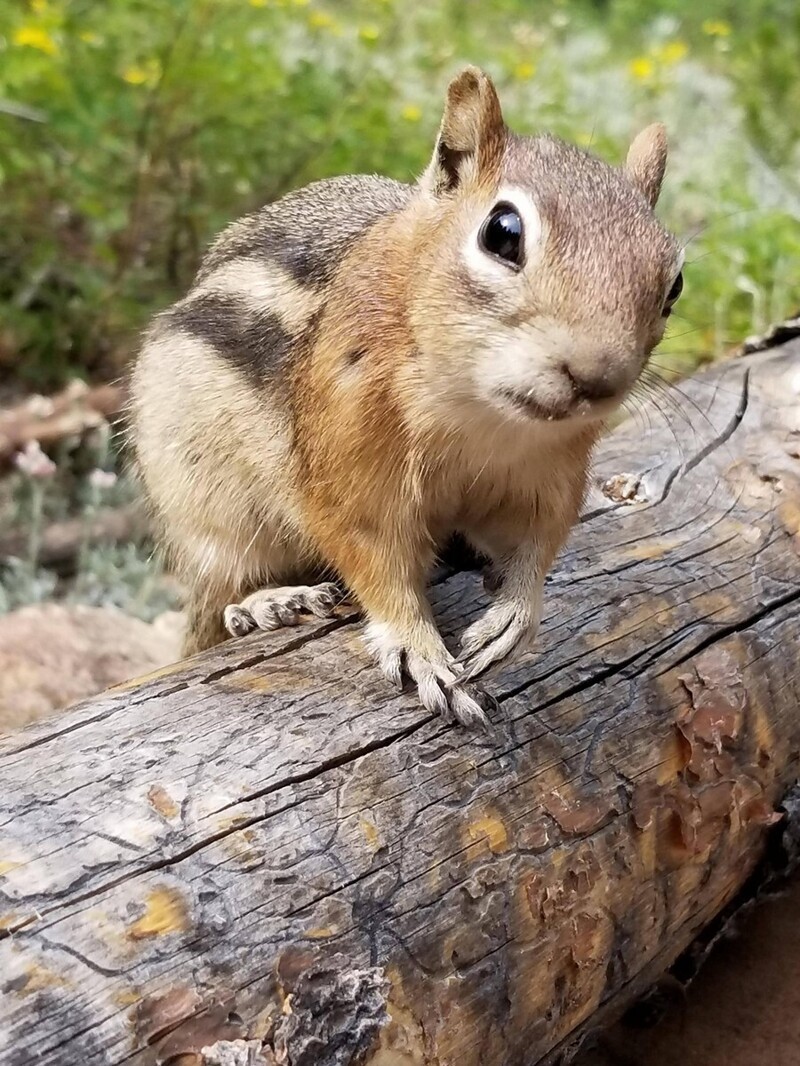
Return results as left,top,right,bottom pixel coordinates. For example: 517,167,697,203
2,340,800,1066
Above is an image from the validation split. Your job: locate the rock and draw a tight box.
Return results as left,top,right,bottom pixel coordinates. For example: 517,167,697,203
0,604,184,732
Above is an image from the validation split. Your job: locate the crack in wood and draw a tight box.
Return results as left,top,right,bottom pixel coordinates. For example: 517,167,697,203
0,719,432,939
659,585,800,675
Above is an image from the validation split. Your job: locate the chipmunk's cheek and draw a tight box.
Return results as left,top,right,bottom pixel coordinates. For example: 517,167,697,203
472,319,644,424
472,330,575,422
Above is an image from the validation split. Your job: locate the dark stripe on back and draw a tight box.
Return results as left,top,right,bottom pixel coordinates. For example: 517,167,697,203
265,224,331,285
163,292,293,387
198,176,413,287
198,223,331,286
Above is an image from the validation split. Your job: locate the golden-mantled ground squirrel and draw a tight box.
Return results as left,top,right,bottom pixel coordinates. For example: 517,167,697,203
131,67,683,728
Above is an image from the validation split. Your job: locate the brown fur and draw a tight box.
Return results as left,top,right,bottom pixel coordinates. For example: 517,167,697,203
130,66,681,724
626,123,669,208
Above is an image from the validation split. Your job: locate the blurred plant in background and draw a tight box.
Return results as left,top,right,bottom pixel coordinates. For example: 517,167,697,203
1,0,798,392
1,404,181,617
0,0,798,619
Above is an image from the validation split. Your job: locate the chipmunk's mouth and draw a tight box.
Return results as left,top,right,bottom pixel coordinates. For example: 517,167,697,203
498,388,582,422
497,387,621,424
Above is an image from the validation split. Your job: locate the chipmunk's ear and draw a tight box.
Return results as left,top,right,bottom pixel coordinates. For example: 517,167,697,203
625,123,668,207
423,67,506,196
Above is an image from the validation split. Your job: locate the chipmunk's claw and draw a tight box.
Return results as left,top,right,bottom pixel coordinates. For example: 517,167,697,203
223,583,341,637
367,623,490,730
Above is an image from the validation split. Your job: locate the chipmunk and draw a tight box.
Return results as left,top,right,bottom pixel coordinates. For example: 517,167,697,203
131,67,683,728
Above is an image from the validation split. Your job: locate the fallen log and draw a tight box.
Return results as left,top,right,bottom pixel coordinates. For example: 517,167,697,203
1,338,800,1066
0,381,125,467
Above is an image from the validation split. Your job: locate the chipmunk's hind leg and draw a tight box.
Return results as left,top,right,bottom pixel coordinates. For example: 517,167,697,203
183,577,241,657
223,582,342,637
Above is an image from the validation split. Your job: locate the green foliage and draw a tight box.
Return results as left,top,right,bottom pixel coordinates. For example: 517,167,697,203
0,0,798,388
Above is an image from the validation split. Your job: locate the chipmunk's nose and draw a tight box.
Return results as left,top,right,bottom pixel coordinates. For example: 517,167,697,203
561,362,626,403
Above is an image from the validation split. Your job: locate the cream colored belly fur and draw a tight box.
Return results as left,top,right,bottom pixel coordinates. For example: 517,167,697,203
132,333,312,600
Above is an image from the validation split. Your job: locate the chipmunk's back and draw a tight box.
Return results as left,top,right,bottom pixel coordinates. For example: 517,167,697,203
130,174,411,651
199,176,411,285
151,175,411,386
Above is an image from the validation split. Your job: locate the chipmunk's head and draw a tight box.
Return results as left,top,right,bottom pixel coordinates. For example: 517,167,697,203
408,67,682,428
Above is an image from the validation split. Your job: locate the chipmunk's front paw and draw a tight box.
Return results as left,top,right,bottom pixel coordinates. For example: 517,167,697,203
366,623,489,730
458,599,540,682
224,583,340,637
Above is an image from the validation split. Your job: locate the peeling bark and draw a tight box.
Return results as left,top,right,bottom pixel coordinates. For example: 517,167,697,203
2,340,800,1066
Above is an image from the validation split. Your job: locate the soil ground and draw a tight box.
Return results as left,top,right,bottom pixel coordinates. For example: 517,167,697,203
577,875,800,1066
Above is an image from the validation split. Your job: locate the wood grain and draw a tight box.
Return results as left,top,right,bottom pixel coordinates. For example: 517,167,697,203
2,341,799,1066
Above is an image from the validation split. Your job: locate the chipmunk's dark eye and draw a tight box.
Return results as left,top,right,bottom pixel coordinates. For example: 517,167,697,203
479,204,523,268
662,270,683,316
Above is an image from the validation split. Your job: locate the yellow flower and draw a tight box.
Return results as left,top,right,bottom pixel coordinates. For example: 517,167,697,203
121,58,161,87
13,25,59,56
308,11,333,28
358,25,379,41
658,39,688,65
401,104,422,122
30,0,48,12
514,61,536,80
122,66,148,85
702,19,731,36
629,56,654,81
